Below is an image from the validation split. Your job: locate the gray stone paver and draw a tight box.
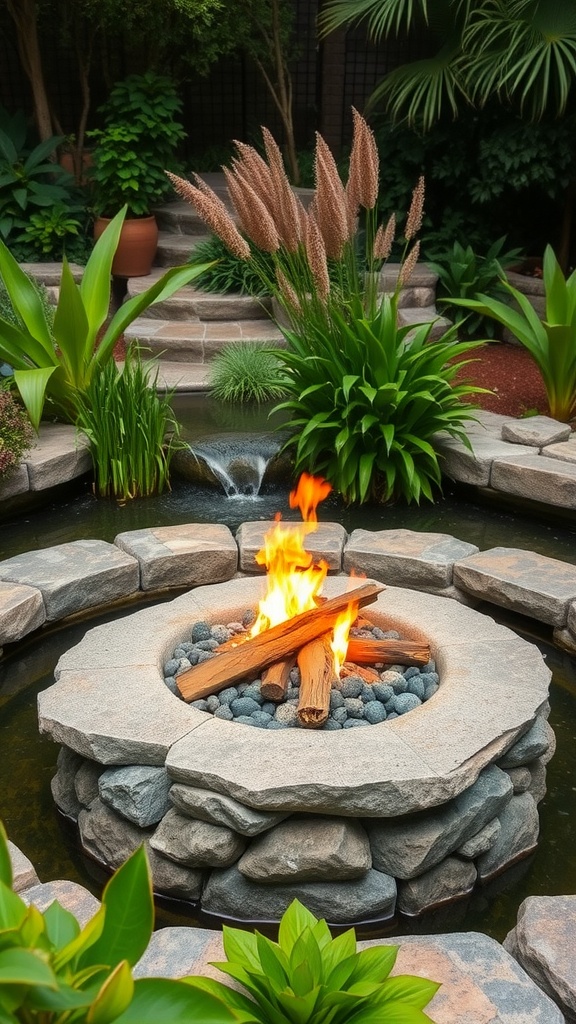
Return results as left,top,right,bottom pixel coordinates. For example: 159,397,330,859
236,520,347,573
24,423,91,491
453,547,576,626
0,540,139,621
21,880,100,928
0,463,29,500
114,523,237,590
343,528,478,588
502,416,572,447
491,452,576,508
543,437,576,465
0,581,45,644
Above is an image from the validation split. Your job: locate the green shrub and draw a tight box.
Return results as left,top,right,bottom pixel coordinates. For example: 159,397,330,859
76,350,182,500
188,234,275,295
187,897,440,1023
0,381,34,479
209,342,289,404
427,238,522,339
276,295,484,504
451,244,576,422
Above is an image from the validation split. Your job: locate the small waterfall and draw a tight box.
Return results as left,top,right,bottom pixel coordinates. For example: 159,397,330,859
190,432,283,497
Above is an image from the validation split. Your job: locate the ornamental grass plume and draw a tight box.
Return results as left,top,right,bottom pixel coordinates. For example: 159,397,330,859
312,134,351,259
347,106,379,213
165,171,250,260
305,213,331,301
223,167,280,254
373,213,396,260
399,240,421,286
405,175,425,240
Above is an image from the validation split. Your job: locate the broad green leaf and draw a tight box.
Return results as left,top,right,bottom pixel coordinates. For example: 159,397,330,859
0,825,12,889
17,906,46,951
13,366,59,431
183,976,269,1021
114,977,253,1023
320,929,357,978
0,240,54,353
52,906,106,973
87,959,134,1024
254,933,289,992
80,207,126,351
0,948,56,988
53,258,90,388
376,974,441,1008
0,315,57,371
345,1002,435,1024
43,900,81,951
221,924,260,970
0,882,26,933
79,846,153,970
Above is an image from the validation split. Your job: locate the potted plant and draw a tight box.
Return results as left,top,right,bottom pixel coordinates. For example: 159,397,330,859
89,71,186,276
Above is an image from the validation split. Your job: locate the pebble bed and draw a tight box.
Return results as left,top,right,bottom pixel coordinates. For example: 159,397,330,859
163,612,439,730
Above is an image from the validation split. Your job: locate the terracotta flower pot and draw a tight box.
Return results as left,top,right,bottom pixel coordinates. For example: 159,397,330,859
93,214,158,277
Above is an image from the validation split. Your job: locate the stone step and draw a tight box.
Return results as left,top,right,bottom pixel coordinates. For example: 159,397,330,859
118,359,211,392
126,270,271,322
153,199,218,237
124,317,285,363
397,306,452,341
155,231,211,268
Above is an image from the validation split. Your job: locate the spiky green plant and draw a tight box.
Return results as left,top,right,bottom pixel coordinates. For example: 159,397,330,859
186,898,440,1024
188,234,275,295
75,350,182,500
209,341,289,404
276,295,485,504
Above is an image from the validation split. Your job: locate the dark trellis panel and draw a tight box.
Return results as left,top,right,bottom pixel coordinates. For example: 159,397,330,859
0,0,426,159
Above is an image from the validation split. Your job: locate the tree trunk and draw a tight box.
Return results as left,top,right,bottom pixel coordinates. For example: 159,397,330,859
6,0,54,141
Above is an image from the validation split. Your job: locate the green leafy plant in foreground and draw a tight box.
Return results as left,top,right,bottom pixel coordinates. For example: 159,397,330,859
0,821,244,1023
276,295,484,504
76,350,182,500
209,341,289,404
0,207,213,429
450,244,576,422
186,897,440,1024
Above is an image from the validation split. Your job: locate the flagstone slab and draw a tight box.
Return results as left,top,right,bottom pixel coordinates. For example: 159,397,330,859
236,521,346,573
453,547,576,626
434,435,533,486
21,880,100,928
343,528,478,589
543,437,576,465
25,423,91,490
0,540,139,621
0,464,29,500
504,895,576,1022
501,416,571,447
114,524,237,590
0,581,45,644
8,840,40,892
491,452,576,508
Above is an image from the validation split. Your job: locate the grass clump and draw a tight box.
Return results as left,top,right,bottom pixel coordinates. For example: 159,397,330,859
209,341,289,404
76,349,182,500
188,234,274,295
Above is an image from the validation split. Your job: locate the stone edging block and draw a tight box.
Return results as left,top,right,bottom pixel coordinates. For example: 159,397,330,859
0,581,45,644
343,528,478,589
114,524,238,590
236,521,346,573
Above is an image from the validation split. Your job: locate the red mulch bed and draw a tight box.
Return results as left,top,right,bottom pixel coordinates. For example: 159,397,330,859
456,341,550,419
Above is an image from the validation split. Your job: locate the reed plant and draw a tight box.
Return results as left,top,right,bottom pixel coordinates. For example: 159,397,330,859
167,111,482,503
76,350,181,500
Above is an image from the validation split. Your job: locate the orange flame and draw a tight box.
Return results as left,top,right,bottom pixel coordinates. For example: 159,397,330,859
331,601,359,676
250,474,332,636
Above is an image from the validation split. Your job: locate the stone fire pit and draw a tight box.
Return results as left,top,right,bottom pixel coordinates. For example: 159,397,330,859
39,576,554,923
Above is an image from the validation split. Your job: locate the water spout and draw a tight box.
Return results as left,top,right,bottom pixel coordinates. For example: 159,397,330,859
190,432,283,497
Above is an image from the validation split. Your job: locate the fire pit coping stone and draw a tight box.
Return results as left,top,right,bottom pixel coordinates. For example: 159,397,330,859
344,528,479,589
235,521,347,573
39,576,551,818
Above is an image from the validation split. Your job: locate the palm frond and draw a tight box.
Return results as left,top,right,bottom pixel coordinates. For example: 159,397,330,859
318,0,429,40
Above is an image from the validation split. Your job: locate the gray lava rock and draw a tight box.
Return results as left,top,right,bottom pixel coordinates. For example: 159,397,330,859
191,622,211,642
78,798,149,869
169,784,288,836
368,764,513,879
98,765,171,827
364,701,387,724
202,865,397,924
393,692,422,714
150,808,246,867
238,817,371,883
477,793,539,881
398,857,477,916
230,696,261,717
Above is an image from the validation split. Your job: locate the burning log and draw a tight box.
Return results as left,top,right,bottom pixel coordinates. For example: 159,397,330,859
297,634,335,728
346,637,429,667
261,657,295,702
177,581,385,703
340,662,381,684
